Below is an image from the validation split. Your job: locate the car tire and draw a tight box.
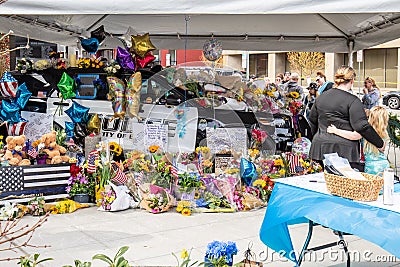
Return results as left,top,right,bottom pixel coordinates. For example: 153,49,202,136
387,96,400,109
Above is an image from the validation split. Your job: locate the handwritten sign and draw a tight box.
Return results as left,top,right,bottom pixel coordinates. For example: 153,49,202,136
206,127,247,154
21,111,53,142
144,124,168,150
214,156,235,176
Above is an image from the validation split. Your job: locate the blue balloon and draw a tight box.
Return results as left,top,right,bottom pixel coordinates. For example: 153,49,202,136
15,82,32,109
81,38,99,54
65,121,75,138
0,100,21,123
65,101,90,124
240,158,258,186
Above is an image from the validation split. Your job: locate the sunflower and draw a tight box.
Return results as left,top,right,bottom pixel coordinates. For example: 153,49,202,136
109,142,122,156
149,145,160,153
279,169,286,176
274,159,284,167
181,208,191,216
288,91,300,99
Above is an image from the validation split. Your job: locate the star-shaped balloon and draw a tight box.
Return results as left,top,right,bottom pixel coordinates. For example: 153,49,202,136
136,52,155,69
116,46,135,71
130,33,156,58
87,114,101,134
0,100,21,124
80,37,100,54
90,25,107,44
15,82,32,109
65,101,90,124
0,71,18,98
57,72,76,100
65,121,75,139
119,26,137,48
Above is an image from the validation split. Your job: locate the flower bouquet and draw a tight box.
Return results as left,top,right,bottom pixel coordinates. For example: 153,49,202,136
139,183,174,214
250,128,267,150
33,59,51,71
77,57,104,69
99,182,131,212
176,200,194,216
176,172,203,200
16,58,34,73
204,240,238,267
104,59,122,76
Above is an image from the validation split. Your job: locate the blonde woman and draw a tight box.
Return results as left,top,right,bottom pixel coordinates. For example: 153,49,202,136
362,77,380,110
309,66,384,171
327,106,389,175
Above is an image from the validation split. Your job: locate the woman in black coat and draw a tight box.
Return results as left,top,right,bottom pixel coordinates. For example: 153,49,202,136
309,66,383,171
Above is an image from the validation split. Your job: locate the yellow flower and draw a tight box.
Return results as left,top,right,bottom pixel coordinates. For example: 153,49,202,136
267,91,275,97
279,169,286,176
181,249,189,259
0,135,3,140
253,179,267,188
274,159,284,167
181,208,191,216
176,203,183,212
289,91,300,99
254,88,263,95
149,145,160,153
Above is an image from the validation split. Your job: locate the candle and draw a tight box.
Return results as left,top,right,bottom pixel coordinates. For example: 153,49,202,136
69,54,77,67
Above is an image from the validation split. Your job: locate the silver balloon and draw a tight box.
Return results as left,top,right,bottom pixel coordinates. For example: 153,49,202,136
119,26,137,48
98,35,125,50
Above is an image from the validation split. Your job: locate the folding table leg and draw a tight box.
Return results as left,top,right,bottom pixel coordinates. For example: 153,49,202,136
297,220,314,266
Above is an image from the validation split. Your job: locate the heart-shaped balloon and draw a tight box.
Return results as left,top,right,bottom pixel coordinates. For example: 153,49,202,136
116,46,135,71
136,52,155,69
90,25,107,44
240,158,258,186
130,33,156,58
15,82,32,109
80,37,99,54
65,101,90,124
57,72,76,100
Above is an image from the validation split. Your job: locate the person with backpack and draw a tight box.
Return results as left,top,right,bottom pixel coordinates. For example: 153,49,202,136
316,71,333,95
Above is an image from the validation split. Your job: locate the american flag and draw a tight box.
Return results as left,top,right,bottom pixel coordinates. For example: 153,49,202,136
110,162,128,185
286,152,303,174
135,171,144,185
0,72,18,98
27,146,38,159
0,164,71,204
87,150,99,174
170,163,179,184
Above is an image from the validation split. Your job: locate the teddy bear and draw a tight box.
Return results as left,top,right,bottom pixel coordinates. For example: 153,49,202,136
4,135,31,166
40,131,70,164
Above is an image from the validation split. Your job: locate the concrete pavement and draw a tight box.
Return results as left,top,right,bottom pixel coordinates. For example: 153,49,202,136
2,205,399,267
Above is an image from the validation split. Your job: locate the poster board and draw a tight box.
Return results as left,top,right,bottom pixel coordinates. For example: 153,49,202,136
21,111,54,141
206,127,247,154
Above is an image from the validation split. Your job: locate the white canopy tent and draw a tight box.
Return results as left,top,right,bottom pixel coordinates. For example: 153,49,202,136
1,0,400,57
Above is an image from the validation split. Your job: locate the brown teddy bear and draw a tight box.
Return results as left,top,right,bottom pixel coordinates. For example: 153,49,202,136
40,131,70,164
4,135,31,166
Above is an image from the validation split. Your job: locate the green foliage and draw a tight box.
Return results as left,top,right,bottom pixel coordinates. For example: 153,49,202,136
203,191,231,209
172,248,198,267
92,246,130,267
17,253,53,267
177,173,203,193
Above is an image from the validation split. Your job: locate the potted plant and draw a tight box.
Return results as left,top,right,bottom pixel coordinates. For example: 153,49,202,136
66,173,95,203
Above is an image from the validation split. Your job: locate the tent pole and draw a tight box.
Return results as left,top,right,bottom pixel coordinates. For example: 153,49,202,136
348,40,354,68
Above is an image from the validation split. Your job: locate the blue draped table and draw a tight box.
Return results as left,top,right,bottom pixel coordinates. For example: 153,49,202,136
259,173,400,264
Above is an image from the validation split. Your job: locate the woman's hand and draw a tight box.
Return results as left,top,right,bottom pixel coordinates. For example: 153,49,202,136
327,124,337,134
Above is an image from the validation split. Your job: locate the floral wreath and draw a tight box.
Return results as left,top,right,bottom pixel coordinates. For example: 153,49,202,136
388,114,400,148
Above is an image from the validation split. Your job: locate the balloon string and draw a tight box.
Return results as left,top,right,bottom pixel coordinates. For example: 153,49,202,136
0,30,13,42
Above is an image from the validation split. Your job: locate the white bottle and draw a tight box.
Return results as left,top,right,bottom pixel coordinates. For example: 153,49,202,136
383,168,394,205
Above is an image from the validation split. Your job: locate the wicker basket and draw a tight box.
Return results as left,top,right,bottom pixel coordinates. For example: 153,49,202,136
324,172,383,201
